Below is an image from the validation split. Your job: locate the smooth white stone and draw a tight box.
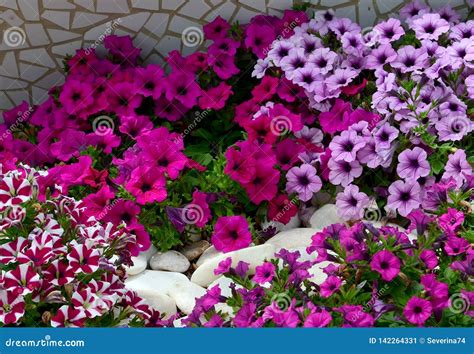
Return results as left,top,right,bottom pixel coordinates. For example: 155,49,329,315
150,251,190,273
190,244,276,287
124,255,147,275
167,281,206,314
140,293,177,319
195,246,221,267
309,261,335,285
309,204,343,230
265,228,319,250
125,270,189,295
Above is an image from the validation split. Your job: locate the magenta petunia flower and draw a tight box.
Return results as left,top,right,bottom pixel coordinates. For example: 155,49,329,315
370,250,401,282
243,163,280,204
286,164,322,202
203,16,230,40
320,275,342,298
420,250,438,270
253,262,276,284
403,296,432,326
438,208,464,236
396,147,430,180
387,180,421,217
444,236,469,256
335,184,370,221
318,99,353,135
164,72,201,108
186,189,212,228
125,166,167,205
214,257,232,275
304,308,332,327
211,216,252,253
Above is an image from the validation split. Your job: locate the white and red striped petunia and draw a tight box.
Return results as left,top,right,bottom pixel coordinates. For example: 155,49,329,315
0,289,25,325
2,264,41,295
43,259,75,286
66,241,101,274
0,237,29,264
71,289,102,318
50,305,86,327
0,171,33,207
87,280,119,310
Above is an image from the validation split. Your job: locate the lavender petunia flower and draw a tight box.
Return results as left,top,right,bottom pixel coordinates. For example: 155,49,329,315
329,130,366,162
438,5,460,24
366,44,397,70
391,45,428,73
280,48,308,80
396,147,430,180
387,180,422,217
328,158,363,187
335,184,370,220
449,20,474,41
411,13,450,41
373,18,405,44
374,122,398,151
435,116,473,141
268,40,294,66
293,67,322,92
399,0,430,22
442,150,473,187
286,164,322,202
341,32,364,54
307,48,338,75
326,68,358,91
447,38,474,70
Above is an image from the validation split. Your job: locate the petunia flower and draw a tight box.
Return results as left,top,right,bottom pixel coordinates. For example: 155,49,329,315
396,147,430,180
286,164,322,202
387,180,421,217
319,275,342,298
370,250,401,282
335,184,370,221
253,262,276,284
211,216,252,253
403,296,432,326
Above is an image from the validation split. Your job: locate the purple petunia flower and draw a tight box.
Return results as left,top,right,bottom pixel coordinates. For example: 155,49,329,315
292,67,322,92
286,164,322,202
435,116,473,141
280,48,308,80
329,130,366,162
335,184,370,221
370,250,401,282
328,158,363,187
399,0,430,22
403,296,432,326
268,40,294,66
411,13,450,41
253,262,276,284
326,68,358,91
387,180,421,217
373,18,405,44
391,45,428,73
396,147,430,180
442,150,473,187
320,276,342,298
374,122,398,151
307,48,338,75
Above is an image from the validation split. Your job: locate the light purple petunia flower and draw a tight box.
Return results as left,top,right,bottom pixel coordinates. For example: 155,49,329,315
391,45,428,73
268,40,294,66
280,48,308,80
299,33,323,56
252,58,271,78
328,18,361,39
329,130,366,162
374,122,398,151
387,180,422,217
366,44,397,70
442,150,473,187
326,68,358,91
439,95,467,117
399,0,430,22
435,116,473,141
373,18,405,44
341,32,364,54
411,13,450,41
328,158,363,187
335,184,370,220
438,5,460,24
286,164,322,202
292,67,322,92
447,38,474,70
466,75,474,99
307,48,338,75
449,20,474,41
396,147,430,180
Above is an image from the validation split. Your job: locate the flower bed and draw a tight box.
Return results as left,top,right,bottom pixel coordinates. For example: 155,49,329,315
0,1,473,327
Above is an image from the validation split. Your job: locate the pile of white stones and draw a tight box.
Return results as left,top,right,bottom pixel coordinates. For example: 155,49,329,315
124,204,412,322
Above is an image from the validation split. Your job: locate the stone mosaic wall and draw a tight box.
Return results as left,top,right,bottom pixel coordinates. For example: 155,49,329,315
0,0,470,114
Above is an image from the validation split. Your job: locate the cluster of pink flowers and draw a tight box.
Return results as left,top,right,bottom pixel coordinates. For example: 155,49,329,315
0,163,172,327
186,181,473,327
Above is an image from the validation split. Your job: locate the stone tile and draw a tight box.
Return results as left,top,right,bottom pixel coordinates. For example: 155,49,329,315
156,35,181,56
35,71,65,89
240,0,267,12
20,48,56,68
18,0,40,21
0,9,24,26
6,89,31,105
0,76,28,89
1,0,19,11
131,0,159,11
19,62,49,82
83,22,111,41
51,39,82,56
0,52,19,78
32,86,50,104
41,10,70,29
144,13,169,37
234,7,261,24
0,91,14,111
42,0,76,10
168,15,201,34
72,12,108,29
180,1,210,18
162,0,186,11
47,28,81,42
134,32,158,58
25,23,49,46
96,0,130,13
205,2,236,22
119,12,151,32
73,0,95,11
